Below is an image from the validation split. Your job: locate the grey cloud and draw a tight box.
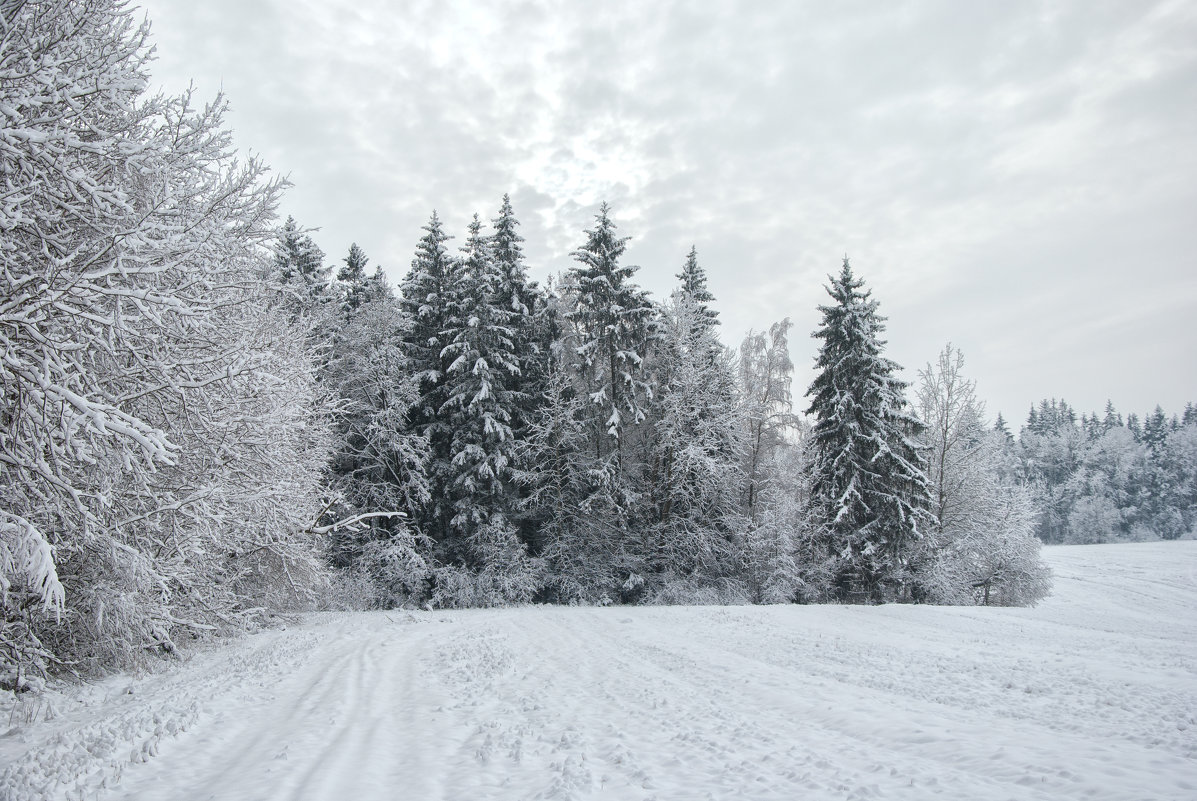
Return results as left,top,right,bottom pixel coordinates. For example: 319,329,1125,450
138,0,1197,422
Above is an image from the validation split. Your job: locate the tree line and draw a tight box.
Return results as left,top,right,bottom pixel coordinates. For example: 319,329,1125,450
1007,399,1197,544
8,0,1189,685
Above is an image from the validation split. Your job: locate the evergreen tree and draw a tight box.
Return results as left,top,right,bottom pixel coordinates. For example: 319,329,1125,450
490,194,541,332
643,266,746,583
275,216,331,296
803,259,933,602
398,212,463,541
1102,401,1123,432
994,412,1014,445
676,246,719,335
1025,405,1040,436
338,242,372,315
1143,405,1169,454
440,215,523,557
489,194,550,546
567,203,657,468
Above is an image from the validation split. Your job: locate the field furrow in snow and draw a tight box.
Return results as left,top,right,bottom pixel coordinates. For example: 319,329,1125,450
2,542,1195,800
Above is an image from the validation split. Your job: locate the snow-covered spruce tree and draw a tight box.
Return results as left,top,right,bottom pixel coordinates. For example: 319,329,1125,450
275,216,332,304
915,345,1051,605
677,246,720,336
490,194,544,386
641,250,747,595
567,203,658,470
554,204,658,598
323,267,431,608
337,243,373,317
433,215,539,605
488,195,551,546
803,259,933,603
398,212,463,544
0,0,333,680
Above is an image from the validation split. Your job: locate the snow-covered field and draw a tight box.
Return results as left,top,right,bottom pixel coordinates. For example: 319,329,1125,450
3,542,1195,801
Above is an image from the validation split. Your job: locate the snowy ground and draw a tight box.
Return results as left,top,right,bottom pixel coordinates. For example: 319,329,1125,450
3,543,1196,801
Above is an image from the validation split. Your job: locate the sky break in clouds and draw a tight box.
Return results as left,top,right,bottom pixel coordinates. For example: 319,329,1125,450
138,0,1197,425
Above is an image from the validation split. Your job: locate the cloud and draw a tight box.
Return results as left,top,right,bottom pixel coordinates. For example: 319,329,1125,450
138,0,1197,421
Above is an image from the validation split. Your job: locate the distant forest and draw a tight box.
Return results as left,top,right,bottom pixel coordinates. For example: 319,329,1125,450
2,1,1193,684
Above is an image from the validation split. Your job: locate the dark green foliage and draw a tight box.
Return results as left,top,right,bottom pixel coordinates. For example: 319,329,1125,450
398,212,463,542
338,243,372,315
567,203,658,467
804,259,933,602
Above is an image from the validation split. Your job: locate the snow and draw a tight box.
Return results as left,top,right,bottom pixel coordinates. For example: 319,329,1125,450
4,542,1195,800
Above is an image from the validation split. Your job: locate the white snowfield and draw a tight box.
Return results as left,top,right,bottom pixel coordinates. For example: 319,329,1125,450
3,543,1195,801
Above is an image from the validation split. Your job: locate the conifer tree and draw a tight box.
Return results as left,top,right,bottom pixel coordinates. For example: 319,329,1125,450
804,258,933,602
677,245,720,336
567,203,657,468
994,413,1014,444
440,215,522,556
489,194,550,543
338,243,372,315
490,194,541,335
1143,406,1170,454
398,212,463,540
1102,401,1123,432
276,216,331,296
644,252,745,581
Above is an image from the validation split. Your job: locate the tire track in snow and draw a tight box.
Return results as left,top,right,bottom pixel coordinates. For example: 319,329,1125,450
4,543,1194,801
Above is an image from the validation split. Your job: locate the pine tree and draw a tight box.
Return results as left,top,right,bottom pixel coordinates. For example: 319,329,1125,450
490,194,541,333
398,212,463,541
338,242,372,315
994,412,1014,445
1143,405,1169,454
804,258,933,602
567,203,657,468
677,246,719,335
1102,401,1123,432
488,195,550,546
276,216,331,296
440,215,523,558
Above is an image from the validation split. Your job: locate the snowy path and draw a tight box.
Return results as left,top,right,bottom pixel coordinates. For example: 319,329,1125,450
3,542,1196,800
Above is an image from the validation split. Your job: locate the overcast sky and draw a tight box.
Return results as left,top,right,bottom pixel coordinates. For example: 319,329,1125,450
138,0,1196,426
